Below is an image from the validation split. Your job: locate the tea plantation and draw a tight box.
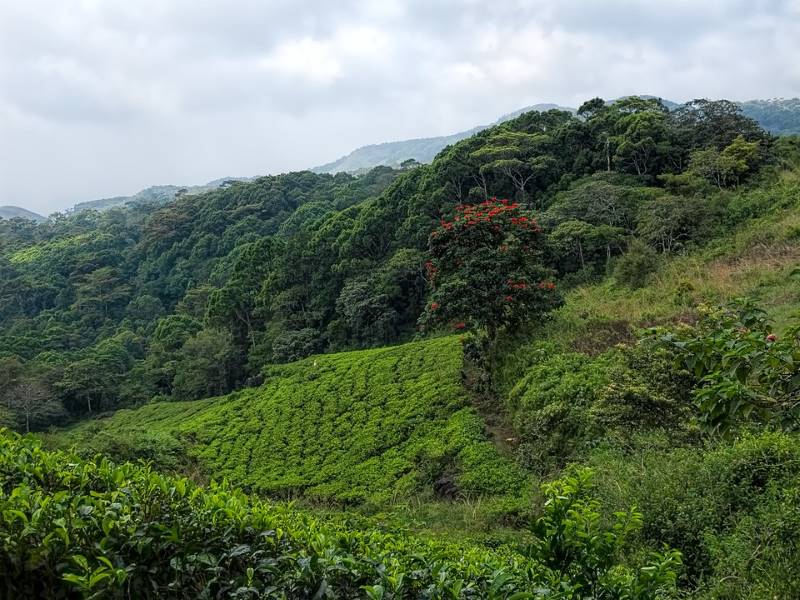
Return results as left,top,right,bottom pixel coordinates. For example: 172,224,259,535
0,431,680,598
61,337,525,505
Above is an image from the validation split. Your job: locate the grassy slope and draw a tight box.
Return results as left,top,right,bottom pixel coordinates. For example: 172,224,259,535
498,169,800,394
489,169,800,597
60,336,525,506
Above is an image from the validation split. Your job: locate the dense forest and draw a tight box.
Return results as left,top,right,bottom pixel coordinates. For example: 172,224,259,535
3,96,800,598
0,97,784,426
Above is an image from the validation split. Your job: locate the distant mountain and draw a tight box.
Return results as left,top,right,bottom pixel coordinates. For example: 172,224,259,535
313,97,800,175
72,178,253,213
739,98,800,136
312,103,574,175
0,206,46,222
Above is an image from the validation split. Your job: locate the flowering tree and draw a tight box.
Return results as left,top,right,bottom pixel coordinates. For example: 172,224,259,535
419,198,562,340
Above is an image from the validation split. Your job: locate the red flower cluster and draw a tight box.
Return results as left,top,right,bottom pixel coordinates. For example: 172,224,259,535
766,333,777,342
504,295,514,302
509,215,540,231
506,279,528,290
430,302,439,311
537,281,557,290
425,260,438,281
438,198,533,230
453,322,466,330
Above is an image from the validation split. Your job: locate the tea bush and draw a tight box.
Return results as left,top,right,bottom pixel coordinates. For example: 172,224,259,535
62,337,526,505
0,431,679,599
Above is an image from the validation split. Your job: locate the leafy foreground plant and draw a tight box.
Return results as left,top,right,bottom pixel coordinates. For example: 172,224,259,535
653,299,800,434
0,432,679,599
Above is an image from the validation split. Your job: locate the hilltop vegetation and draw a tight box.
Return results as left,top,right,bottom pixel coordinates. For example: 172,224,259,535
70,178,255,214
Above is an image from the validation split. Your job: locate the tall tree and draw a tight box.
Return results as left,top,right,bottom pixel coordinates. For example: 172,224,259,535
419,199,562,341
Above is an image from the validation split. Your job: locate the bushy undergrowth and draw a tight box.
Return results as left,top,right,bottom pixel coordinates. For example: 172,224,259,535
588,431,800,598
0,432,680,599
60,337,525,505
505,340,696,472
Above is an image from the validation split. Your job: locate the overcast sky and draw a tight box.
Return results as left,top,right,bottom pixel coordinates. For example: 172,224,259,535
1,0,799,214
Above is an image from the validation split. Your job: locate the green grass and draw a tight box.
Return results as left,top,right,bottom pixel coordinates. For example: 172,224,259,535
496,197,800,396
59,337,526,506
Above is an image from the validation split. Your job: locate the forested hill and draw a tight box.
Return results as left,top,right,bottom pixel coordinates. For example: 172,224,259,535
0,96,795,428
314,97,800,174
4,95,800,598
70,177,255,214
0,206,46,222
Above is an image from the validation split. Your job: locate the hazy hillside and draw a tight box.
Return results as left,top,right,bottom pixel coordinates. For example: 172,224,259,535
0,205,46,222
313,103,574,174
740,98,800,135
314,97,800,174
71,177,253,213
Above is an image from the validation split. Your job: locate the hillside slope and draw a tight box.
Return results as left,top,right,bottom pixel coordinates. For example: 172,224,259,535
313,98,800,174
0,205,46,222
312,103,573,174
62,336,523,505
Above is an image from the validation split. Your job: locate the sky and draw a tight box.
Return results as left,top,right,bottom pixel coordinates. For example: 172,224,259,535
1,1,799,214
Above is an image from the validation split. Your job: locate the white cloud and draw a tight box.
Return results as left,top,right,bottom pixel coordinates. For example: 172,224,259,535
0,0,798,214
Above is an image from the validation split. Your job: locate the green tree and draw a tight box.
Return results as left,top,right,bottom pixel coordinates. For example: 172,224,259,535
172,329,239,400
550,219,626,272
420,199,561,341
637,194,709,253
471,130,558,204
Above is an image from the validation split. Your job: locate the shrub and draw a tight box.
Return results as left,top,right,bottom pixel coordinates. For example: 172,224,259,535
613,241,661,289
653,298,800,433
589,430,800,591
507,341,694,473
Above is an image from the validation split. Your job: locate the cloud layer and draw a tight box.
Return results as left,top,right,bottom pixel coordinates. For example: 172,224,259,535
1,0,798,213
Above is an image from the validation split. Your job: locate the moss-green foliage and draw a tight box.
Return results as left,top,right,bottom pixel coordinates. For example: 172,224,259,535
8,232,95,265
588,431,800,598
62,337,526,505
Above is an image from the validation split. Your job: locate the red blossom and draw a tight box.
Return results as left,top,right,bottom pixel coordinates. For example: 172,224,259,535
430,302,439,310
454,322,466,329
766,333,777,342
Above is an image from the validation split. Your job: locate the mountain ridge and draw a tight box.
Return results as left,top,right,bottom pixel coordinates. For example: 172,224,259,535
312,97,800,174
0,206,46,222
